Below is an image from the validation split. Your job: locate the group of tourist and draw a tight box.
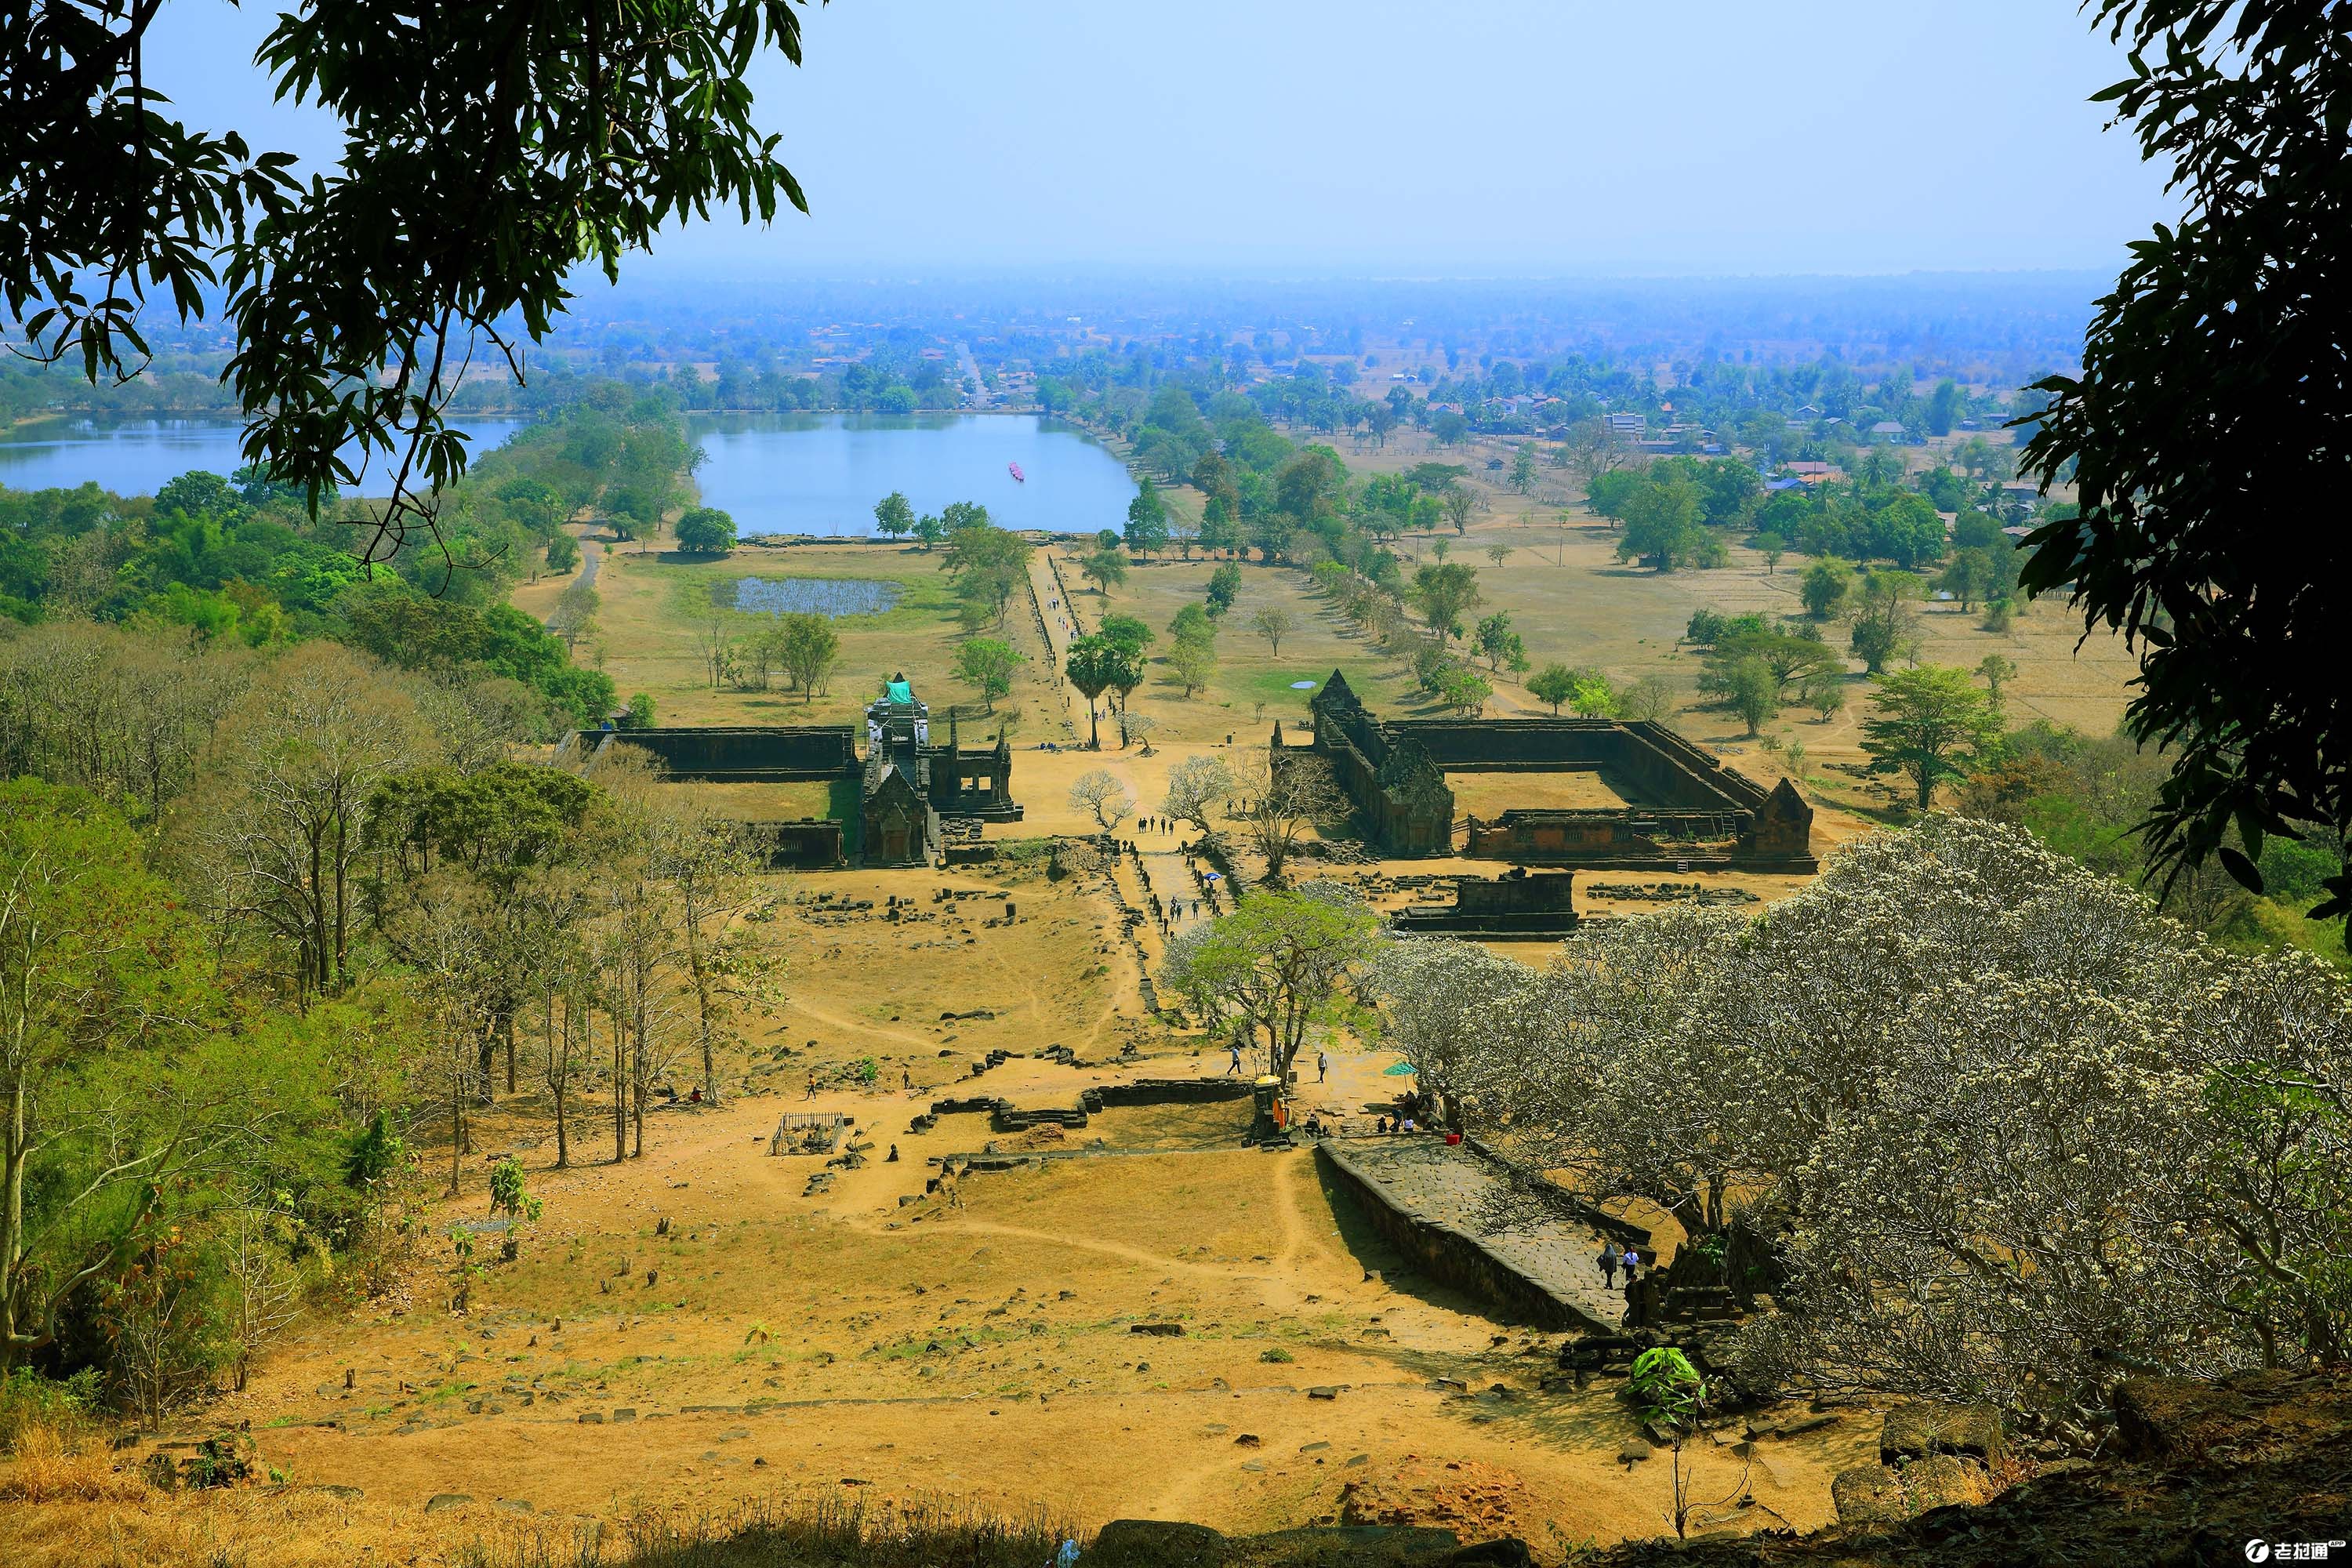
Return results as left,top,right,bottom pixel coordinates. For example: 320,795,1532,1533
1152,892,1206,934
1595,1243,1646,1287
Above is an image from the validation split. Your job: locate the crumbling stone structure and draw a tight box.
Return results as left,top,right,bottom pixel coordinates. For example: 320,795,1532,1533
1391,867,1580,938
586,724,856,781
566,674,1020,870
1302,669,1815,872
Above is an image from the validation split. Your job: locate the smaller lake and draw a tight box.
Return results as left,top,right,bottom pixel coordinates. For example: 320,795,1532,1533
725,577,902,618
0,416,527,498
688,412,1139,537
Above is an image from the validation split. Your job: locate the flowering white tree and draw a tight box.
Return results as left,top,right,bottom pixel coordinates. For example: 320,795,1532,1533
1381,816,2352,1416
1370,937,1536,1129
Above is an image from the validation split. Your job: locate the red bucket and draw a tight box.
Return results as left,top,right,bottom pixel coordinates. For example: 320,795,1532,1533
1444,1132,1462,1146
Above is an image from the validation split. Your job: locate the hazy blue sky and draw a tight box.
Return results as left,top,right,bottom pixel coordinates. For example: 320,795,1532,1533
152,0,2174,277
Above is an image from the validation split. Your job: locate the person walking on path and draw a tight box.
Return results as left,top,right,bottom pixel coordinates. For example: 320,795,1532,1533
1316,1049,1329,1083
1598,1245,1618,1287
1621,1245,1641,1282
1226,1041,1243,1076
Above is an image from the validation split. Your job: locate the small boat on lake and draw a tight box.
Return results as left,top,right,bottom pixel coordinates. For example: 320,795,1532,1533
1007,461,1025,483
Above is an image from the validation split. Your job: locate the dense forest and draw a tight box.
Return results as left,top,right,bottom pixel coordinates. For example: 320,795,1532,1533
0,626,766,1417
0,381,743,1410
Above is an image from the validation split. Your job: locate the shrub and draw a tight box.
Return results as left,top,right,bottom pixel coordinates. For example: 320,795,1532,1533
674,506,738,554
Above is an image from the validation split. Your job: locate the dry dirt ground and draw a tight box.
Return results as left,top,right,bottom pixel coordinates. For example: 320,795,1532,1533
0,860,1869,1566
2,1039,1876,1565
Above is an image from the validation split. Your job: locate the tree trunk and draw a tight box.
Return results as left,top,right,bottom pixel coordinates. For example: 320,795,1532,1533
332,815,348,989
2,1060,27,1371
611,1000,627,1164
448,1064,463,1196
688,918,720,1106
630,987,648,1159
549,990,569,1171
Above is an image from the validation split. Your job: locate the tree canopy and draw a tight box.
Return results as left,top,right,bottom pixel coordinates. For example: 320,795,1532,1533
5,0,816,578
1161,885,1382,1081
2019,0,2352,924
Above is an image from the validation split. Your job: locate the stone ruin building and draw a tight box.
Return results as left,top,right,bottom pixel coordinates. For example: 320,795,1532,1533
564,673,1019,869
1391,866,1582,938
1297,668,1817,873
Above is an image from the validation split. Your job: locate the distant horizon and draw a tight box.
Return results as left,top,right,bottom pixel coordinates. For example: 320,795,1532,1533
581,263,2121,285
147,0,2174,278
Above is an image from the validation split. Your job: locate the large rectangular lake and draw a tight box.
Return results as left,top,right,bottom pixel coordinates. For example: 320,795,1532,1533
688,412,1138,537
0,411,1141,539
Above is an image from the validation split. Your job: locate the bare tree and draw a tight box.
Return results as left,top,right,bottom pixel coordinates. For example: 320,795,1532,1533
191,644,423,999
1160,754,1237,837
219,1202,306,1393
1236,746,1345,885
515,863,598,1169
386,872,497,1192
1250,607,1294,658
1563,416,1629,497
649,796,774,1105
696,616,735,690
1069,769,1134,832
416,676,547,773
546,577,600,656
0,623,251,821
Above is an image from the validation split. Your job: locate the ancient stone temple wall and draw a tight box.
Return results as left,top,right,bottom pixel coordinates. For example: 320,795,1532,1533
598,726,857,781
1301,670,1814,871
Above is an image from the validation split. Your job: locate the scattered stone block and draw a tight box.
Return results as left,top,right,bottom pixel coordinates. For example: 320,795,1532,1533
424,1494,473,1513
1904,1454,1995,1512
1831,1464,1907,1526
1881,1401,2005,1465
1833,1454,1994,1526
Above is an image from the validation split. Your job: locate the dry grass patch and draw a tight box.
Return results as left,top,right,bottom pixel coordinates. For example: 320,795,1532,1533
0,1424,151,1504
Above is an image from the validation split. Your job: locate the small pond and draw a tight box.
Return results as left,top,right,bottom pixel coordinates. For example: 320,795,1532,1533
724,576,902,618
